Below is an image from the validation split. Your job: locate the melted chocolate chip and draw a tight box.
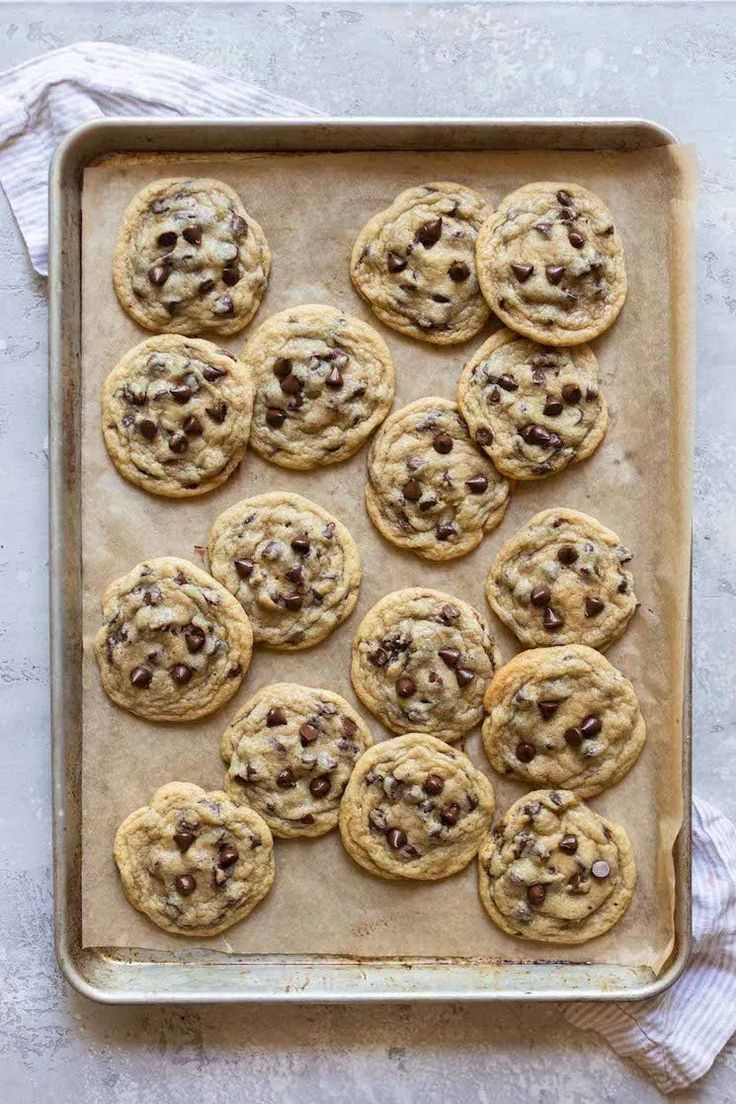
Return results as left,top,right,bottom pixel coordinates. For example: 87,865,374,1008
174,831,195,853
497,374,518,392
170,384,192,404
280,373,302,396
202,364,227,382
562,383,582,404
543,398,563,417
182,225,202,246
267,707,287,727
157,230,177,248
277,768,296,788
465,474,488,494
231,214,248,237
511,263,534,282
476,427,493,446
516,741,536,763
291,533,310,555
300,723,320,746
415,218,443,248
129,665,152,689
175,874,196,896
424,774,444,796
149,263,171,286
530,586,552,608
283,593,303,611
169,432,188,455
559,834,578,854
370,647,388,668
266,407,286,428
206,402,228,424
448,261,470,282
222,267,241,287
387,828,407,850
568,230,586,249
396,676,416,698
309,775,331,799
183,414,202,436
139,418,157,440
455,667,474,688
436,523,456,541
585,596,605,618
403,479,422,501
527,883,546,906
556,189,573,207
537,700,560,720
564,727,583,748
234,558,254,579
557,545,578,565
387,251,407,273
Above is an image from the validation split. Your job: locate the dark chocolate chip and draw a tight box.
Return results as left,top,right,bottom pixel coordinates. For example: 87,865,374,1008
175,874,196,896
440,803,460,826
174,831,195,853
581,715,602,738
433,432,453,454
309,775,331,799
286,564,305,587
202,364,226,382
497,374,518,392
438,647,460,669
585,596,605,618
415,218,443,248
273,358,292,380
476,427,493,446
402,479,422,502
183,414,202,436
218,844,239,868
546,265,565,285
206,402,228,424
170,384,192,404
530,586,552,608
557,545,578,565
564,727,583,748
222,267,241,287
277,768,296,789
267,707,287,727
300,723,320,746
556,189,573,206
325,365,344,389
436,523,456,541
266,407,286,428
183,624,206,653
455,667,474,688
370,647,388,668
231,214,248,237
537,700,560,720
129,665,152,688
516,741,536,763
527,883,546,906
559,834,578,855
291,533,310,555
182,225,202,245
171,663,192,685
139,418,157,440
342,716,358,737
424,774,445,796
149,263,171,287
488,387,502,404
386,828,407,850
511,263,534,282
568,230,586,249
157,230,177,248
543,606,564,631
198,279,216,296
283,593,303,611
234,558,254,580
396,676,416,698
543,398,563,416
387,251,407,273
280,373,302,395
465,474,488,494
591,860,611,879
448,261,470,282
520,423,552,446
534,222,552,237
562,384,582,404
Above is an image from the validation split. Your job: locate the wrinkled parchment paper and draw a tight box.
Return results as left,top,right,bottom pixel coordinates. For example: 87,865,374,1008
81,145,695,972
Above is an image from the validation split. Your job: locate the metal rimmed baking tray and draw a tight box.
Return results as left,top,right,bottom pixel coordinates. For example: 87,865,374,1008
49,117,692,1003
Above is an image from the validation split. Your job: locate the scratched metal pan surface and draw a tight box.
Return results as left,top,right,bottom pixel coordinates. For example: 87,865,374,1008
49,117,691,1004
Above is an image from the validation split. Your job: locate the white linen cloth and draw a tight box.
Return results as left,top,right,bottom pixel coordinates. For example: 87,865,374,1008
0,40,733,1096
0,41,321,276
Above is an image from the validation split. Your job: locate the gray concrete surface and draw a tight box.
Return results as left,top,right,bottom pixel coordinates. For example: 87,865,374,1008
1,2,735,1101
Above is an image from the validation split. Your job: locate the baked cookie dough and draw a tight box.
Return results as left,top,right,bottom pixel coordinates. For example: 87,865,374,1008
221,683,372,838
101,335,253,497
350,182,491,345
351,588,502,742
366,397,511,561
113,177,270,337
243,304,394,469
478,789,635,943
114,782,274,937
486,508,636,651
94,557,253,722
457,328,607,480
339,734,495,881
476,181,626,345
482,645,645,797
208,493,361,650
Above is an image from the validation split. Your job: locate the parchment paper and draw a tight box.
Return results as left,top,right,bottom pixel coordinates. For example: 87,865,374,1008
80,145,695,972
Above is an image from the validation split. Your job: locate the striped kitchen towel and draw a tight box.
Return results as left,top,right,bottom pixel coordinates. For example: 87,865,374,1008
0,40,322,276
566,797,736,1093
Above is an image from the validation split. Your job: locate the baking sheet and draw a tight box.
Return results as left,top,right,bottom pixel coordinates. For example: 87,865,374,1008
80,145,694,972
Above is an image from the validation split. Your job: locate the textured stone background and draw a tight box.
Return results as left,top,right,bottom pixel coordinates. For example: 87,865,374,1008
1,2,735,1101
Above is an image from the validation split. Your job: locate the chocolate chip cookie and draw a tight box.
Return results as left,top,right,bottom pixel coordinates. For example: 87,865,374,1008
114,782,274,937
478,789,635,943
476,182,626,345
221,683,372,838
101,335,253,497
339,734,495,881
457,328,607,480
94,557,253,722
482,645,646,797
366,397,511,560
207,493,361,650
351,588,502,742
113,177,270,337
244,304,394,469
350,182,491,344
486,508,636,650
